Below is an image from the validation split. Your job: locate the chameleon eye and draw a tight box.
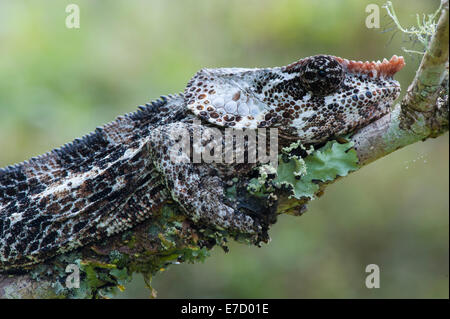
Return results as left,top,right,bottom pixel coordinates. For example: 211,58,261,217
299,55,344,96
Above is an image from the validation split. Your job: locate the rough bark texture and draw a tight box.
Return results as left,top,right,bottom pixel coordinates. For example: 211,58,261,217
0,1,448,299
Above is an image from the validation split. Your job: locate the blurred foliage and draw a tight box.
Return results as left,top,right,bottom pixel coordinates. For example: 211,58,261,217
0,0,447,298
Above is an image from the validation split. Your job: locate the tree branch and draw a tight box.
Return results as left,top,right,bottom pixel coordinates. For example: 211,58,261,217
355,0,448,166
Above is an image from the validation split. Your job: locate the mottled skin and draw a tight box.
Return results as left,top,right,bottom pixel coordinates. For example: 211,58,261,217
0,55,404,271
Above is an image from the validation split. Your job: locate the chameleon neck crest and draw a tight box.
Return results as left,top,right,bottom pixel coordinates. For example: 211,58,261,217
185,54,405,143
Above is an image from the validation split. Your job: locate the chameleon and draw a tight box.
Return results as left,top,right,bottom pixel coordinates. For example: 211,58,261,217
0,54,405,271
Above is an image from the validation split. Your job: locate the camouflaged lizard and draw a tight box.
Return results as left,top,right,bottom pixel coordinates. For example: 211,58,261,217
0,54,405,271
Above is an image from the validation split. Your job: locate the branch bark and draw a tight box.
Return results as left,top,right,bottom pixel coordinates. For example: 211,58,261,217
354,0,448,166
1,1,448,299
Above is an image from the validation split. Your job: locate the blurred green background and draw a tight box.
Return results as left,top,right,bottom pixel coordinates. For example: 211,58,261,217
0,0,447,298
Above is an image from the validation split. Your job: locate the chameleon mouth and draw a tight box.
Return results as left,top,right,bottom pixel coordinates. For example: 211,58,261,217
335,55,405,79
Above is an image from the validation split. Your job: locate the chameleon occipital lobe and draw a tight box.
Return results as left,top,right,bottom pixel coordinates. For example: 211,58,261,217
0,55,404,271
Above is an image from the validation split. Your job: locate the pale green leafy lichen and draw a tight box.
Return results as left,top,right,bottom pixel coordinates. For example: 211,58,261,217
276,140,359,199
247,164,277,195
249,140,359,200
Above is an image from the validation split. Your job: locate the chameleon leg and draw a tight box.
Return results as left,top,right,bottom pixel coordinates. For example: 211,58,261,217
148,122,262,237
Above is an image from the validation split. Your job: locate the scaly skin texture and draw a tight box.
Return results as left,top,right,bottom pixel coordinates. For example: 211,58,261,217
0,55,404,271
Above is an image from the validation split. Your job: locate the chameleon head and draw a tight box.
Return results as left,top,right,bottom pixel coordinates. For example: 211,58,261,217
185,54,404,143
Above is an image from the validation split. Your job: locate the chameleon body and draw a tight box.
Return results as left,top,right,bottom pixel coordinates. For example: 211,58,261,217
0,55,404,271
